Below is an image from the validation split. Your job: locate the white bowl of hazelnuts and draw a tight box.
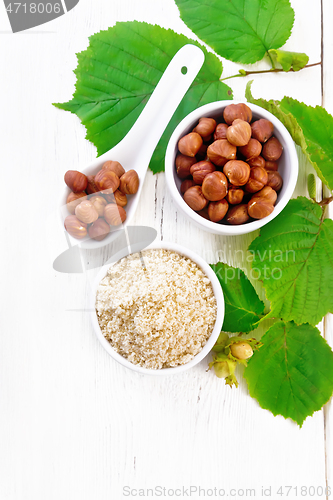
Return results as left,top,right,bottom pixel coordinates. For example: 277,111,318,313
165,101,298,235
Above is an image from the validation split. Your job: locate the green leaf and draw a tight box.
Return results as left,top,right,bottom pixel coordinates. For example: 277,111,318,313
244,321,333,426
268,49,309,71
210,262,265,332
307,173,316,200
249,197,333,326
53,21,232,174
246,82,333,190
174,0,294,64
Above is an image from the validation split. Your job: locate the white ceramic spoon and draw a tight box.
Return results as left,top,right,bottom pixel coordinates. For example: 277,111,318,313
60,44,205,249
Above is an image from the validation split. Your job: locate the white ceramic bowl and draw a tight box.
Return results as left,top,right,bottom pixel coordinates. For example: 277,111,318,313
89,241,225,375
165,100,298,236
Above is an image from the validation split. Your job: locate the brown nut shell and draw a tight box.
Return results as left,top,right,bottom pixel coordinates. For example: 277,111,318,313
176,154,197,179
193,117,217,137
178,132,203,157
214,123,228,140
251,119,274,143
190,160,216,184
202,171,228,201
238,138,262,160
183,185,208,211
207,139,237,167
265,160,279,171
251,186,277,205
119,169,139,195
86,175,99,195
89,195,107,216
226,204,250,225
64,170,88,193
223,103,252,125
75,200,99,224
266,171,283,191
104,204,127,226
262,137,283,161
66,191,87,215
102,161,125,178
88,219,111,241
227,188,244,205
226,119,252,147
104,190,128,207
208,199,229,222
248,199,274,219
223,160,250,186
245,166,268,193
248,156,266,169
95,169,120,194
64,215,87,239
180,179,195,194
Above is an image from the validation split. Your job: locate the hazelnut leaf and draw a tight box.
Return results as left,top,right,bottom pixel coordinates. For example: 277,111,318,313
246,82,333,190
53,21,232,174
249,197,333,326
244,321,333,427
268,49,309,72
174,0,294,64
210,262,265,332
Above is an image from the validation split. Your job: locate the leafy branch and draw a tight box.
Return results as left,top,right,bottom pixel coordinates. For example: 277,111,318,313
221,62,321,82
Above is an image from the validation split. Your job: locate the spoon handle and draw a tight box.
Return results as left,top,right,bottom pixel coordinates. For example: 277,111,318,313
115,44,205,171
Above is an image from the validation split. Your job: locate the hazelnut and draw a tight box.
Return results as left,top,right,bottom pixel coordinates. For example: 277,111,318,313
193,117,217,138
226,204,250,225
251,119,274,143
178,132,203,157
102,160,125,178
265,160,279,171
197,207,210,220
248,156,266,169
75,200,99,224
208,199,229,222
64,215,87,239
88,219,111,241
223,160,250,186
251,186,277,205
64,170,88,193
248,198,274,219
89,195,107,216
262,137,283,161
66,191,87,215
207,139,237,165
180,179,195,194
223,103,252,125
226,119,252,147
238,138,262,160
196,142,208,160
213,123,228,140
245,166,268,193
176,154,197,179
104,204,127,226
227,187,244,205
202,171,228,201
190,160,216,184
95,169,120,194
230,342,253,360
113,189,128,207
183,185,208,211
86,175,99,195
267,171,283,191
119,169,139,195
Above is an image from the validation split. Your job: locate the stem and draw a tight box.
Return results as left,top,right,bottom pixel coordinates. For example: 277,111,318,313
318,196,333,207
220,62,321,82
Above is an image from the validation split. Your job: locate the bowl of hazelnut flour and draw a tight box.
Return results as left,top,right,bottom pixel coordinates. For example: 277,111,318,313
90,242,224,374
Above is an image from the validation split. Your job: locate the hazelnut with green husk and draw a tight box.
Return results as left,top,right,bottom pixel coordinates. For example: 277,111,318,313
209,332,262,387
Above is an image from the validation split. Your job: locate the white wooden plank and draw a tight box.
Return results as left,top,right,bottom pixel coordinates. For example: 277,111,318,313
0,1,330,500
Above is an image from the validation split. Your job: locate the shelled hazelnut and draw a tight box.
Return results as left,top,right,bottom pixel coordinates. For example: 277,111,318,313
175,103,284,225
63,161,139,241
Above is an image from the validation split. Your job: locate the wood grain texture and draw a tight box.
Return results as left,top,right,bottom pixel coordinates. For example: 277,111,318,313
0,0,331,499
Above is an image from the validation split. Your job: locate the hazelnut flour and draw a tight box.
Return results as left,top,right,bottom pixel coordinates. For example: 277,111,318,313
95,249,217,369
